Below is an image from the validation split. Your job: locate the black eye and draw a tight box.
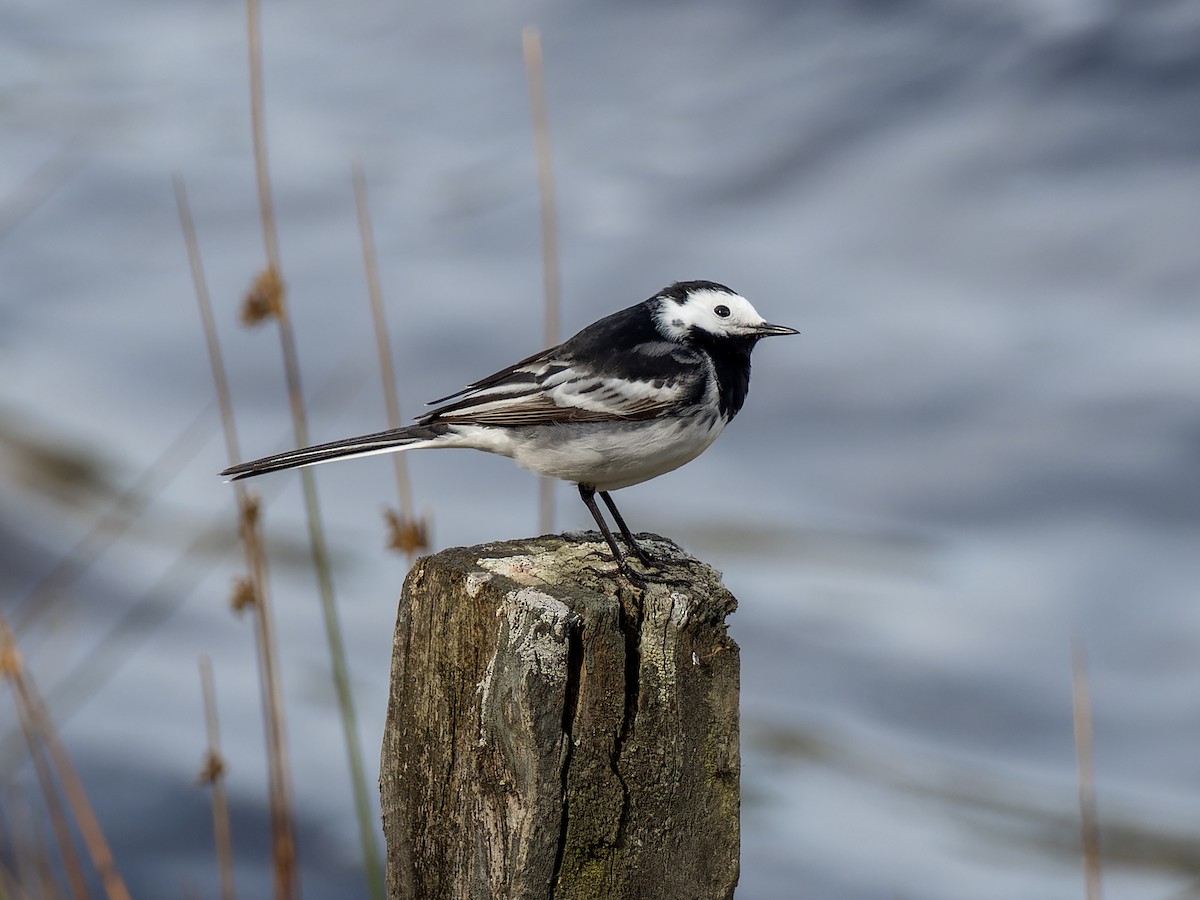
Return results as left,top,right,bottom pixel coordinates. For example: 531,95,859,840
714,305,731,318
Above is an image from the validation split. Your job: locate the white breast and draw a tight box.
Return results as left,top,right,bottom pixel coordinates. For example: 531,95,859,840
532,414,727,491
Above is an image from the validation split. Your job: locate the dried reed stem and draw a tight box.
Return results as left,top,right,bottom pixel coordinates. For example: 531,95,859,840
1071,638,1104,900
175,173,298,900
247,0,280,270
176,177,242,468
352,162,412,513
0,615,131,900
244,4,383,895
198,656,236,900
352,162,428,557
523,24,561,535
7,674,88,900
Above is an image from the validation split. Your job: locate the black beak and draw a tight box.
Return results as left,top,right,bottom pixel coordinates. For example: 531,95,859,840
752,322,800,337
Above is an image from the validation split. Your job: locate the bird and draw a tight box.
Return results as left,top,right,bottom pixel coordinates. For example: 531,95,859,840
222,280,797,582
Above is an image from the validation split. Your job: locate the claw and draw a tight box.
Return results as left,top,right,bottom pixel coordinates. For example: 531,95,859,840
630,547,667,569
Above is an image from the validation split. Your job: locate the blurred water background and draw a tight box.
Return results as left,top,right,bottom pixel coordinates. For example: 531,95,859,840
2,0,1200,897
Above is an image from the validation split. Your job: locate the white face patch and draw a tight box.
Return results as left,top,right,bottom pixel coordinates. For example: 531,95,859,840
652,287,771,341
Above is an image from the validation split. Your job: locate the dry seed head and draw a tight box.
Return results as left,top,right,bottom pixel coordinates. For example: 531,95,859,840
197,749,226,785
230,577,257,615
385,507,430,556
240,266,285,326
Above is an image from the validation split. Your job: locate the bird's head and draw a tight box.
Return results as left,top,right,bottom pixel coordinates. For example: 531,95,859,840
650,281,798,345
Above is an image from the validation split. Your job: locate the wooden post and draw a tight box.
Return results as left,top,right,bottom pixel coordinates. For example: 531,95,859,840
379,533,740,900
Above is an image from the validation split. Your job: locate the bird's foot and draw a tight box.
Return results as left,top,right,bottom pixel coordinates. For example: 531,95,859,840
578,537,681,586
580,561,644,586
621,534,676,570
580,554,653,586
594,557,691,588
631,565,693,587
619,563,650,588
628,546,666,569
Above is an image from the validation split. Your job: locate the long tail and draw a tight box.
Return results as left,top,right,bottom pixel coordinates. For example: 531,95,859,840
221,423,450,481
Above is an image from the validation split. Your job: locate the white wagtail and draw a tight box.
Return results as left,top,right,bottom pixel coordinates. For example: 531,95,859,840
222,280,797,581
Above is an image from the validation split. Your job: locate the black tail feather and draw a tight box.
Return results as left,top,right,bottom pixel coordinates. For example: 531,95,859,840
221,423,448,481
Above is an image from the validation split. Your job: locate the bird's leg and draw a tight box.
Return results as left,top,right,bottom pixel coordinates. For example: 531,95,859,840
577,485,646,584
599,491,663,568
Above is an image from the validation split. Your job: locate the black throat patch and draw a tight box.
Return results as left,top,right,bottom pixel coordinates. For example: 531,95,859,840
695,333,756,419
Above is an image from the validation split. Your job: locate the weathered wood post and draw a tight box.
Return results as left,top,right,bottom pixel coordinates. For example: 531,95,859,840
379,532,740,900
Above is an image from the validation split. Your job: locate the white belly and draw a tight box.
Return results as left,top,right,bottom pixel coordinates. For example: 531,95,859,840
444,415,727,491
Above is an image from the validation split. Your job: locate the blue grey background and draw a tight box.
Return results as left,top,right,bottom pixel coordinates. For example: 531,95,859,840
2,1,1199,897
